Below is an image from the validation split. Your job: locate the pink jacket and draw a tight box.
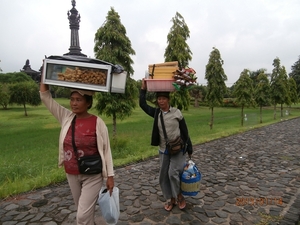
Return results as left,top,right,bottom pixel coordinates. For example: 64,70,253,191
40,90,114,178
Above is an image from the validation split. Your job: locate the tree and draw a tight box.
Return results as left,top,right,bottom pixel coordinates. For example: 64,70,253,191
189,85,206,107
270,57,281,120
0,72,32,84
287,77,298,108
94,77,138,137
48,86,70,98
94,7,135,75
253,71,270,123
249,68,267,87
0,72,38,110
94,7,137,137
164,12,192,69
0,83,9,109
270,58,290,119
9,81,41,116
170,89,190,111
233,69,255,126
205,47,227,129
164,12,193,110
289,55,300,96
278,66,291,117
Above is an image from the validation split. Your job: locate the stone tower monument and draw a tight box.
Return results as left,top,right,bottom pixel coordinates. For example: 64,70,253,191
64,0,87,57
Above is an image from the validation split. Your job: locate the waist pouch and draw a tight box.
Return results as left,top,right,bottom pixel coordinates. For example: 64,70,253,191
78,154,102,174
167,136,184,155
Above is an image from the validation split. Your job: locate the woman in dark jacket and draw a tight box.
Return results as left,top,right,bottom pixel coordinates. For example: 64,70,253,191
139,79,193,211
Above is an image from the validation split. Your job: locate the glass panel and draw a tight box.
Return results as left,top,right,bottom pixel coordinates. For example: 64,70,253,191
46,63,108,87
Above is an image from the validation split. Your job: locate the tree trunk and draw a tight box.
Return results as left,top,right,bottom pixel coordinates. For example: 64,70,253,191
241,106,244,126
23,102,28,116
194,98,199,108
260,105,262,123
280,104,283,118
210,107,214,130
113,113,117,138
273,104,276,120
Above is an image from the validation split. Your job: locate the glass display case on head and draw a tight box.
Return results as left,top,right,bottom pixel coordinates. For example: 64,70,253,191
42,55,127,93
42,58,112,92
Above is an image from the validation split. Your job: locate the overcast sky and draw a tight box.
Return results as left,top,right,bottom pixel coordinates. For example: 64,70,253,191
0,0,299,86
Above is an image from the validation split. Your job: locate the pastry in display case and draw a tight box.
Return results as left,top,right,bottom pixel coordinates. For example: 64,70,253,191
42,55,127,93
43,57,112,92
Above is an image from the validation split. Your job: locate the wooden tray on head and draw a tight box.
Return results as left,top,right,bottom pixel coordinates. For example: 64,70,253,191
148,61,178,80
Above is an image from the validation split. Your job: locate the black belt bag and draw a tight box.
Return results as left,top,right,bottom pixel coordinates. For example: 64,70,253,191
72,116,102,174
77,155,102,174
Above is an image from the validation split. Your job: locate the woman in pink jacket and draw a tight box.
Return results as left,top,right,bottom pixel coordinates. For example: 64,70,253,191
40,81,114,225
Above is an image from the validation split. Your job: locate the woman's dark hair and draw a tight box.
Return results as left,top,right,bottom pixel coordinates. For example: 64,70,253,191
70,91,93,109
84,95,93,109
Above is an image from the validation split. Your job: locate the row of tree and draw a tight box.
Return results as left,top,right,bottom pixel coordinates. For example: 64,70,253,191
1,8,300,135
233,57,298,127
190,51,298,129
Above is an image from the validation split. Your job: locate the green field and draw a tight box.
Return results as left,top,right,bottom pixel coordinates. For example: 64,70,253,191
1,99,299,199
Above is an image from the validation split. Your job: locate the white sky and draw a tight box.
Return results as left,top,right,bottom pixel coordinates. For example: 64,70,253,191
0,0,299,86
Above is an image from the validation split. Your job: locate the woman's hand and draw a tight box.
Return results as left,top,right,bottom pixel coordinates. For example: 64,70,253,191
39,61,49,92
141,78,147,90
106,176,114,196
40,82,49,92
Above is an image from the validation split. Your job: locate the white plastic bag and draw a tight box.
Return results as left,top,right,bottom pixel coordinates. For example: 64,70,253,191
98,186,120,225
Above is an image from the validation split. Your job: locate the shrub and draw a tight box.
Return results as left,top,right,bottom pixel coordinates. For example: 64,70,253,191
223,98,237,107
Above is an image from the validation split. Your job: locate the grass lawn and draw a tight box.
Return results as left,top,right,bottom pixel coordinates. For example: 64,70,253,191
1,99,299,199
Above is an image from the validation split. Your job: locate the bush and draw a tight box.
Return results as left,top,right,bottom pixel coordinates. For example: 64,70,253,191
111,137,132,159
223,98,237,107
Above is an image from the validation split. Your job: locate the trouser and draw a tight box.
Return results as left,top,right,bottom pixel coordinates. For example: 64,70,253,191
66,173,103,225
159,152,186,200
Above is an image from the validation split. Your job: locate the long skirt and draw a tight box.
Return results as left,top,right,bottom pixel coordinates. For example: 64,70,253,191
159,152,186,200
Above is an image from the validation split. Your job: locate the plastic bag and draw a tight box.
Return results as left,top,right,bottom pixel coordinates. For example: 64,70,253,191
182,160,197,179
98,186,120,225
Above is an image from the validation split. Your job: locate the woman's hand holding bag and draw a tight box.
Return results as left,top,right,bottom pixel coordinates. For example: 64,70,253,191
98,186,120,225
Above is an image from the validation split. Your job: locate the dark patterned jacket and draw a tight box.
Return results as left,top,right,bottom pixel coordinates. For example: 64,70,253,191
139,89,193,155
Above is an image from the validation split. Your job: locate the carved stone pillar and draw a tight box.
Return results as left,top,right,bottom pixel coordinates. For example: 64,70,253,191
64,0,86,57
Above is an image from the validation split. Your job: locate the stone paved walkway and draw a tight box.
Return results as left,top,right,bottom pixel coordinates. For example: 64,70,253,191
1,118,300,225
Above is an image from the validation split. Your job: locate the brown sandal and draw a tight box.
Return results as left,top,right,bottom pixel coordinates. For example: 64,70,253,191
164,202,176,211
178,197,186,210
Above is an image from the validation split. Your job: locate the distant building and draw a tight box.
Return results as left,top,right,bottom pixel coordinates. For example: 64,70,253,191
21,59,41,82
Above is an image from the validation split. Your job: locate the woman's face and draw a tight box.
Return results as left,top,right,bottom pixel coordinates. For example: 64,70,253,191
70,92,90,115
157,96,170,111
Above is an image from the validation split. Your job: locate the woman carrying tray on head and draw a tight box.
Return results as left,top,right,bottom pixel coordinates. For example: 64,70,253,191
139,78,193,211
39,79,115,225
